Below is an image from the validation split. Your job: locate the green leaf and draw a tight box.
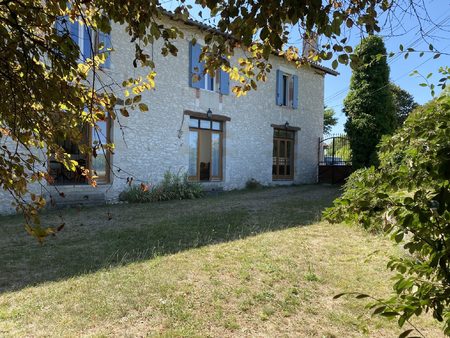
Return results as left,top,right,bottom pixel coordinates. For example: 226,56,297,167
332,59,338,69
398,329,414,338
138,103,149,112
120,108,129,117
372,306,387,315
333,293,346,299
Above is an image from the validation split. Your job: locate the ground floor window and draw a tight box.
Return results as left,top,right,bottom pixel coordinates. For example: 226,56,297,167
272,128,295,180
49,118,111,185
189,117,223,181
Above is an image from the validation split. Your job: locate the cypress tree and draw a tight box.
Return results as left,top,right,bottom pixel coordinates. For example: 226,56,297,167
344,36,396,169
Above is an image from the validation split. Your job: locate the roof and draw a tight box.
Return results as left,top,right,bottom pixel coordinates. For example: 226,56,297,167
160,9,338,76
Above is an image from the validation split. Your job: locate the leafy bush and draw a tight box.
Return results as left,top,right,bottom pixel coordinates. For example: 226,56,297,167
246,178,263,190
119,171,203,203
343,36,397,169
324,91,450,335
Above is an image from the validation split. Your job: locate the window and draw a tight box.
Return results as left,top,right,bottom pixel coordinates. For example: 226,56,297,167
276,70,299,109
49,117,111,185
282,74,290,106
272,129,295,180
189,41,230,94
198,70,221,92
56,17,112,68
188,117,223,181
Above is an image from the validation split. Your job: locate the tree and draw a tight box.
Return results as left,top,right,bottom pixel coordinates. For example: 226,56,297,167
325,90,450,336
0,0,447,240
343,36,396,169
390,83,419,125
323,107,338,135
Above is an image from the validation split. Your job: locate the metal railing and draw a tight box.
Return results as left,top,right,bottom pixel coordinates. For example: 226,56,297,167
318,134,352,166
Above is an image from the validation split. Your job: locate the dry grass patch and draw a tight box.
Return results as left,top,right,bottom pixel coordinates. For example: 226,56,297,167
0,185,443,337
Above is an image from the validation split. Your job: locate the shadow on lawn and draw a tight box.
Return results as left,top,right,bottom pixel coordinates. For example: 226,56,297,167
0,185,341,293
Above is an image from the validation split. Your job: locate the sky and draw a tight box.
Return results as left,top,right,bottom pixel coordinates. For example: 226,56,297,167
163,0,450,134
320,1,450,134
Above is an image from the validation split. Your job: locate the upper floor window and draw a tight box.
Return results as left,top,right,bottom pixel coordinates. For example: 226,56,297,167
56,17,112,68
203,70,221,92
276,70,299,109
189,41,229,95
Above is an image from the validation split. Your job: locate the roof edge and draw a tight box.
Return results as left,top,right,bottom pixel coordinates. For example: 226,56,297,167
160,9,339,76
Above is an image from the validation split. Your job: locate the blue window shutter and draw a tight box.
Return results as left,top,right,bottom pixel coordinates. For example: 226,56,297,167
276,70,283,105
56,16,78,43
292,75,299,109
69,21,79,44
189,41,205,89
98,31,112,68
55,16,67,36
82,25,93,60
219,69,230,95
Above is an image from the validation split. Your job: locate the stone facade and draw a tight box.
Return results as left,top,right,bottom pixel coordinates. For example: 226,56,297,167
0,17,335,214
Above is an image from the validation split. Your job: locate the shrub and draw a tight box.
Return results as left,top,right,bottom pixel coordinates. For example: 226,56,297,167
118,184,152,203
343,36,396,169
245,178,263,190
324,90,450,335
119,171,203,203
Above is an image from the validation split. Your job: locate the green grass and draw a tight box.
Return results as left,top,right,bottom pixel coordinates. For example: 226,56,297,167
0,185,443,337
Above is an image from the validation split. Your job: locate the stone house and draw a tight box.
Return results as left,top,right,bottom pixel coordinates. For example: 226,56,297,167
0,13,337,214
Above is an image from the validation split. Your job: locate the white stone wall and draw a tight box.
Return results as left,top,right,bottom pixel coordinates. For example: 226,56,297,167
107,18,325,196
0,17,327,214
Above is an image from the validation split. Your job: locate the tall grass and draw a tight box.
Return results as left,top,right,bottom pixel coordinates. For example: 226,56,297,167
119,171,203,203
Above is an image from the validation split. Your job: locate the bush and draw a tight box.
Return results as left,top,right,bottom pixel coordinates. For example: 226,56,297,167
245,178,263,190
324,90,450,335
119,171,203,203
343,36,396,169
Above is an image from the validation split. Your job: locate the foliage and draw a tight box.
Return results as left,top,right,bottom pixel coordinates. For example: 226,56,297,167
390,83,419,126
245,178,263,190
119,171,203,203
335,144,352,162
411,66,450,98
324,91,450,336
343,36,396,169
323,135,352,162
323,108,338,135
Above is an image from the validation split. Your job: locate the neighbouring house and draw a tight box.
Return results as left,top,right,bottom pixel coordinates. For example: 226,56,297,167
0,12,337,214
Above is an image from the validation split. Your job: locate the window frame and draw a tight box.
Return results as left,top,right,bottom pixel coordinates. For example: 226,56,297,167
188,117,223,182
200,69,221,92
281,73,294,108
272,128,295,181
72,22,111,68
89,117,112,184
48,117,112,185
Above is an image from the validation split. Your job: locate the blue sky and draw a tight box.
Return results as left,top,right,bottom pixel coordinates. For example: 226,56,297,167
321,1,450,134
163,1,449,134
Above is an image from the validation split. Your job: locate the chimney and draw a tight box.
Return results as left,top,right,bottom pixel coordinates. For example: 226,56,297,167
302,32,318,58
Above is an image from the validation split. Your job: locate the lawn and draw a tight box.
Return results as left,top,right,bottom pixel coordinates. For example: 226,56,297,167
0,185,443,337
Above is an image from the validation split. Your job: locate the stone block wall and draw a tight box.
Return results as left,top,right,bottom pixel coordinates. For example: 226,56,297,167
0,16,328,214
